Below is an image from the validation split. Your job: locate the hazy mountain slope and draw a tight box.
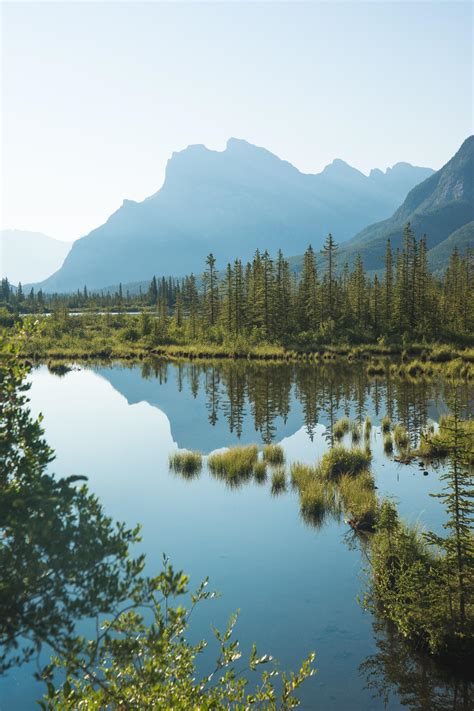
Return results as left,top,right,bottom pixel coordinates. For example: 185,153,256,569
36,138,433,292
1,230,72,285
427,222,474,273
335,136,474,271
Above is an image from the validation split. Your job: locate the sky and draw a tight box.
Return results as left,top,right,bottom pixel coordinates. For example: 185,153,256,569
1,1,472,242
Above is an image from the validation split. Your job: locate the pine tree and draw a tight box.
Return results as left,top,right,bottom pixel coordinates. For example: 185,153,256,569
321,233,338,322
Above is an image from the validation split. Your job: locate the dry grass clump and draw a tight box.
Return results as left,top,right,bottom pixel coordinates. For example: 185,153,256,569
208,445,258,485
320,445,372,481
271,467,287,495
333,416,350,441
263,443,285,465
169,450,203,478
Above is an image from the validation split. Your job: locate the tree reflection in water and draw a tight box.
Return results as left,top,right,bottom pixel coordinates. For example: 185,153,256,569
360,618,474,711
0,332,144,678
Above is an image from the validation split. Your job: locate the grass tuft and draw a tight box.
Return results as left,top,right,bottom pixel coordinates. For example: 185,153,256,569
263,443,285,465
169,450,203,478
320,445,372,481
381,415,391,433
208,445,258,486
333,416,350,441
271,467,286,494
253,460,267,483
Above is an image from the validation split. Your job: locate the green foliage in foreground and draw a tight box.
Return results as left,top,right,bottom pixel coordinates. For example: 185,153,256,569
42,563,315,710
319,445,372,480
367,391,474,662
1,327,316,708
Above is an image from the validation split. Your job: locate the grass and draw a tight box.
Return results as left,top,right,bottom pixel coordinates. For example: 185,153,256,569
253,460,267,483
263,443,285,465
393,424,410,450
299,479,337,528
381,416,391,433
290,462,317,490
271,467,287,494
169,450,203,478
350,421,361,444
415,417,474,463
320,445,372,480
208,445,258,485
338,470,378,532
364,416,372,439
383,433,394,454
333,416,350,441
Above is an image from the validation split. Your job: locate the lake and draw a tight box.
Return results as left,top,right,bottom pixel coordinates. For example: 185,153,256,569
1,359,472,710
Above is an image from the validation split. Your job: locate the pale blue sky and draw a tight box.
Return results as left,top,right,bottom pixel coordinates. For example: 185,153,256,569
1,1,472,241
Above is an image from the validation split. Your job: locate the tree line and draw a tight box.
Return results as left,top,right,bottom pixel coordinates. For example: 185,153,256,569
2,224,472,343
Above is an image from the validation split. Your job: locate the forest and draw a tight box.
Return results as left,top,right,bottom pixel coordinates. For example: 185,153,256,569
1,225,472,352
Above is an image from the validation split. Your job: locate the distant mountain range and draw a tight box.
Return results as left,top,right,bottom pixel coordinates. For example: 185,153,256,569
32,138,433,293
1,230,72,286
331,135,474,273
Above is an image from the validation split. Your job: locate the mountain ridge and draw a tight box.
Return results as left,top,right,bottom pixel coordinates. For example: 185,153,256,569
32,138,433,293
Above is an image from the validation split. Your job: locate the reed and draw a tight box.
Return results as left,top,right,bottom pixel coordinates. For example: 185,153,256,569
169,450,203,477
333,416,350,441
263,443,285,465
320,445,372,480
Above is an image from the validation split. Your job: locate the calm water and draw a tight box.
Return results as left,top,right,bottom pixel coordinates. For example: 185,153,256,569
1,359,472,710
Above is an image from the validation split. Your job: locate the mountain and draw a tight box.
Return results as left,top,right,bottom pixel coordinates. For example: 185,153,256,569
1,230,72,285
35,138,433,293
335,136,474,271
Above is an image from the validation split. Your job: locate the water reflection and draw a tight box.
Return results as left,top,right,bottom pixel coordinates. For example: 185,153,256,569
360,618,474,710
94,359,472,451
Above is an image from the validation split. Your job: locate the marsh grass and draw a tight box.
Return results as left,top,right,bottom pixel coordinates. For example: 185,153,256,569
383,433,393,454
337,470,377,531
320,445,372,480
415,417,474,463
253,460,267,483
333,416,350,441
393,424,410,450
290,462,316,491
381,416,391,433
350,422,362,444
169,450,203,478
299,479,338,528
263,444,285,465
271,467,287,495
208,445,258,486
364,416,372,440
